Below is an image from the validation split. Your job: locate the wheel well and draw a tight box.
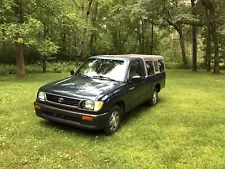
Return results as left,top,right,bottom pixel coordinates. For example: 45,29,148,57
114,101,125,114
155,84,161,92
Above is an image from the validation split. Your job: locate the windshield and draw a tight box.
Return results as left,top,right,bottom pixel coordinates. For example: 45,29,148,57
76,58,128,82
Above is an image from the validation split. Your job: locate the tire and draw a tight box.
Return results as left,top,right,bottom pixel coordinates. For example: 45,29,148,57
149,87,158,106
104,105,121,136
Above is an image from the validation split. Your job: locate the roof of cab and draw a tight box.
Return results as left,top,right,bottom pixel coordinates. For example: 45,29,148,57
91,54,164,61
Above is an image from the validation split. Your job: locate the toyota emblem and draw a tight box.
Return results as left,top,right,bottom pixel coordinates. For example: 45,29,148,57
58,97,64,103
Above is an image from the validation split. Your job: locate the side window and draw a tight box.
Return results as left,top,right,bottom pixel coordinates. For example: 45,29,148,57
158,60,165,72
146,61,155,76
129,60,143,79
154,61,160,73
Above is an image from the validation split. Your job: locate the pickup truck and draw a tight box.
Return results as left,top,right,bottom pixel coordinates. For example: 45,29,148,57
34,54,166,135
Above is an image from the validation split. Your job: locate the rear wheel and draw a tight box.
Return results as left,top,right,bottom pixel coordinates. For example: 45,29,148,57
104,105,121,135
149,87,158,106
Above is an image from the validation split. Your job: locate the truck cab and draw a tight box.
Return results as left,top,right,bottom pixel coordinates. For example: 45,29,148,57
34,54,166,135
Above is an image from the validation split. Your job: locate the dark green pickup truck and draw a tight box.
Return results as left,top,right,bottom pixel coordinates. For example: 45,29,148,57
34,54,166,135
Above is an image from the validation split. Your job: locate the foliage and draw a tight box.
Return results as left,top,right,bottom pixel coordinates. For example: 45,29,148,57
0,70,225,168
36,39,59,57
4,17,42,45
0,0,225,73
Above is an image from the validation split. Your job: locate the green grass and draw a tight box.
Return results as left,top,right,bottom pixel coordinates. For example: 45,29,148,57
0,70,225,169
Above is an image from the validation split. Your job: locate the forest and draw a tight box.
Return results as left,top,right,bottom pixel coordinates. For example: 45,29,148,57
0,0,225,76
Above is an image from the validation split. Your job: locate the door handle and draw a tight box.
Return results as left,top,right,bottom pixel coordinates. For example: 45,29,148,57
129,87,135,91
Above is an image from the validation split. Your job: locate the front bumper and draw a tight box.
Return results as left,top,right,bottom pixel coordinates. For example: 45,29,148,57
34,101,107,130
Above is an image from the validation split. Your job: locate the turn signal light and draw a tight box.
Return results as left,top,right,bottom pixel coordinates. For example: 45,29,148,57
82,116,93,121
34,104,41,109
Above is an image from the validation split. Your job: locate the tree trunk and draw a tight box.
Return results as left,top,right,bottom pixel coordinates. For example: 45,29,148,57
69,31,72,62
78,0,93,58
206,29,212,72
42,24,48,73
192,26,197,71
137,20,144,54
118,30,121,54
178,26,188,69
2,28,6,60
16,43,26,76
210,12,219,73
137,24,142,54
200,0,219,73
112,31,118,54
121,33,129,54
166,19,188,69
150,21,154,55
90,0,98,56
141,19,145,54
205,9,212,72
191,0,197,72
62,23,66,56
15,0,26,76
42,55,47,72
81,0,85,17
90,32,96,56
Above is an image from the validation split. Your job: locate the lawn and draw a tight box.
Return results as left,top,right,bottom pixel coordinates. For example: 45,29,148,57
0,70,225,169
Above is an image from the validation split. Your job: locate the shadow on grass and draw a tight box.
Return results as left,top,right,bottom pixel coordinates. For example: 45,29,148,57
121,103,150,125
40,120,104,137
121,97,164,126
38,98,165,137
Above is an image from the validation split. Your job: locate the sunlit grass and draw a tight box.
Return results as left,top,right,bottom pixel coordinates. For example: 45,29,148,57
0,70,225,168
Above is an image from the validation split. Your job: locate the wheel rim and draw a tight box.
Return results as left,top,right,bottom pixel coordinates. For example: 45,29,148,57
109,111,120,131
152,91,158,105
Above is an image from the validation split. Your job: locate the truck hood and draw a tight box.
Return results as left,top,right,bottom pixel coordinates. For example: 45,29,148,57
39,75,122,100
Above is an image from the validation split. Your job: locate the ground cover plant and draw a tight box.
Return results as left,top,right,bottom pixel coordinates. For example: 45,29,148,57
0,62,80,75
0,70,225,169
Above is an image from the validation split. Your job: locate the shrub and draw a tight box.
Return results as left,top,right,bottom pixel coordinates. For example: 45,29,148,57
0,64,16,75
25,64,42,73
0,66,9,75
165,62,183,69
0,62,81,75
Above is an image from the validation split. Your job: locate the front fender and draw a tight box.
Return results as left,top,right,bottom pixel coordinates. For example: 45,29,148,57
98,85,127,112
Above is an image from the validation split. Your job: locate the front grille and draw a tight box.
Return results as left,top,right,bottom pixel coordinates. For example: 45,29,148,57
46,93,80,107
45,102,77,111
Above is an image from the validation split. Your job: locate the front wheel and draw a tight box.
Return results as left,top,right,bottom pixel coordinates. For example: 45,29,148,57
149,88,158,106
104,105,121,135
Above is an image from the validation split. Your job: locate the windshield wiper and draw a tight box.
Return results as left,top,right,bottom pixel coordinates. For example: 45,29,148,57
76,72,90,78
93,75,116,82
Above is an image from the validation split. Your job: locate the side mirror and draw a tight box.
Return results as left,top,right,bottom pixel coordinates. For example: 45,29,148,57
70,70,75,75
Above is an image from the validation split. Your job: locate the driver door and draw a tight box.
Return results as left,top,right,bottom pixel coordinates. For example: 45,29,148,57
125,59,147,111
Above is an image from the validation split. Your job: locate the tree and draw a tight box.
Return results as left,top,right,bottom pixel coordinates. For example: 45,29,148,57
204,8,212,72
36,39,58,72
1,0,225,75
200,0,220,73
191,0,197,72
14,0,26,76
78,0,94,58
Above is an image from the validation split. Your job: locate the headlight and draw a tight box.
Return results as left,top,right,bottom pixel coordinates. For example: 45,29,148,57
37,91,46,101
84,100,103,111
84,100,94,110
94,101,103,111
